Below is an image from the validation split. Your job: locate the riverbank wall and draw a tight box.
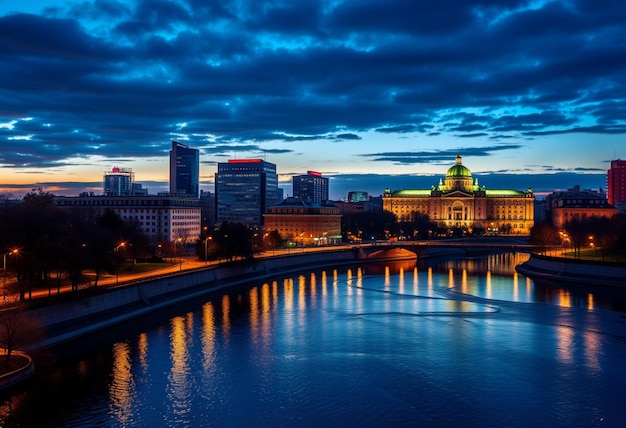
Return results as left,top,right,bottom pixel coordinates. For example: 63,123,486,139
25,249,363,352
516,253,626,287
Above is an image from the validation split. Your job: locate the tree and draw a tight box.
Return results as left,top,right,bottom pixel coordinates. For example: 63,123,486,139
212,222,253,261
342,211,398,242
265,230,284,249
398,213,437,240
0,308,43,365
564,217,589,258
587,216,615,261
529,221,560,254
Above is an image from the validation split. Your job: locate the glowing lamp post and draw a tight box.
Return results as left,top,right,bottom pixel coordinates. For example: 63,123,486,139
204,236,212,266
114,242,126,286
3,249,18,301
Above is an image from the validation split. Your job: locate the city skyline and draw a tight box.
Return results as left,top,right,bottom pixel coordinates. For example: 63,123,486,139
1,0,625,200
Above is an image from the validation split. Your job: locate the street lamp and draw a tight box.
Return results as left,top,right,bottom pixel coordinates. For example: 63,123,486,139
3,249,18,301
175,238,183,270
204,236,212,266
114,242,126,286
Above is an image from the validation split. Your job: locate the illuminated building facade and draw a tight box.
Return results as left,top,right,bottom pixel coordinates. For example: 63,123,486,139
293,171,329,203
546,185,616,229
215,159,280,226
264,197,342,245
383,155,535,234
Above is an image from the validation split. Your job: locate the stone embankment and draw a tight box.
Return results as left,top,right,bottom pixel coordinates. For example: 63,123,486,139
26,246,433,353
516,253,626,287
25,250,360,352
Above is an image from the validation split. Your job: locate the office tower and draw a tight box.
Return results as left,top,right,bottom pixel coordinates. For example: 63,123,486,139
293,171,329,203
215,159,279,226
607,159,626,205
169,141,200,197
103,167,134,196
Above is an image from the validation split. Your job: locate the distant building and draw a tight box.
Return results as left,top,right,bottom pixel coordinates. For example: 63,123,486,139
607,159,626,206
103,167,133,196
215,159,280,226
546,185,616,228
199,190,216,231
169,141,200,197
293,171,329,203
334,196,383,215
383,154,535,234
533,199,547,223
54,195,201,244
103,167,147,196
264,197,342,246
347,191,369,203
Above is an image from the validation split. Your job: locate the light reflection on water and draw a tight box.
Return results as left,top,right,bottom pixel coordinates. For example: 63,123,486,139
2,252,626,427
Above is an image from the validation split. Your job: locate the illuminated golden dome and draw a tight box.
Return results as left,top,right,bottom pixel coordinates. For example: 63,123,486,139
443,154,473,191
446,154,472,178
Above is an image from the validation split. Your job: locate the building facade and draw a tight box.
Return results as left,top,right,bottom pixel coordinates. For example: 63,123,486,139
607,159,626,206
264,197,342,246
215,159,280,226
54,195,201,244
103,167,133,196
293,171,329,203
199,190,216,230
546,185,616,229
169,141,200,197
383,155,535,234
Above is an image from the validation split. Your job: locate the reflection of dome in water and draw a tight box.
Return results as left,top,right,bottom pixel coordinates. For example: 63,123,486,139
446,154,472,178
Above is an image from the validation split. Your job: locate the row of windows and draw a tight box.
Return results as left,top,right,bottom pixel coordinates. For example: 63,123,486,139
56,198,200,207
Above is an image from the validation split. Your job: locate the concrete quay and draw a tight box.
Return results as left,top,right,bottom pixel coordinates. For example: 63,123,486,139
24,249,365,352
516,253,626,287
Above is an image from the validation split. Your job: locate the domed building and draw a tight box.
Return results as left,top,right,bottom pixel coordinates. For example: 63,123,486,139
383,154,535,234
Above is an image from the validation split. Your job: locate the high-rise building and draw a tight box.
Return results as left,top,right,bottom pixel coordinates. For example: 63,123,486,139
607,159,626,205
103,167,134,196
293,171,329,203
169,141,199,197
215,159,279,226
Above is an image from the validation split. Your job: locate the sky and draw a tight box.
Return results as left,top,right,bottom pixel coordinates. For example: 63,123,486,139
1,0,625,201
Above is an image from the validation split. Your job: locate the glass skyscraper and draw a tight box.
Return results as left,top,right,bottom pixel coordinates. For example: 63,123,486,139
169,141,199,197
215,159,279,226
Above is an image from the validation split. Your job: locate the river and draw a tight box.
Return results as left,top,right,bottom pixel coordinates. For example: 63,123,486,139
2,252,626,427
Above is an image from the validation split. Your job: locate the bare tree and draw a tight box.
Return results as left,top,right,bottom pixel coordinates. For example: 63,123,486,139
0,308,43,365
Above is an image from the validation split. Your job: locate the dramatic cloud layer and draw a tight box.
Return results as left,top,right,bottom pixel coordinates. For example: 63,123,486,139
1,0,624,198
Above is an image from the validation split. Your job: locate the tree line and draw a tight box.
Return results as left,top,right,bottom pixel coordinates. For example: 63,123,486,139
1,190,150,301
530,214,626,261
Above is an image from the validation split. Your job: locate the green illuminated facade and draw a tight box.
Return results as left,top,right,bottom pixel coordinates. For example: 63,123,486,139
383,155,535,234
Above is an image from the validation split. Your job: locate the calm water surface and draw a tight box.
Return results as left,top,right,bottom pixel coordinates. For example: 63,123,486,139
3,253,626,427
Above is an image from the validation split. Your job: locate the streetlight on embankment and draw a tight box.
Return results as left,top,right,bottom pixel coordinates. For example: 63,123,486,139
114,242,126,286
3,249,18,300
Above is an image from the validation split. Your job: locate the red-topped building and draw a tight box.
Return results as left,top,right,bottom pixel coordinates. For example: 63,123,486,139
607,159,626,205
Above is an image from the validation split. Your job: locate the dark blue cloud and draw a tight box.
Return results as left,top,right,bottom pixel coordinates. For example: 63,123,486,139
0,0,624,183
